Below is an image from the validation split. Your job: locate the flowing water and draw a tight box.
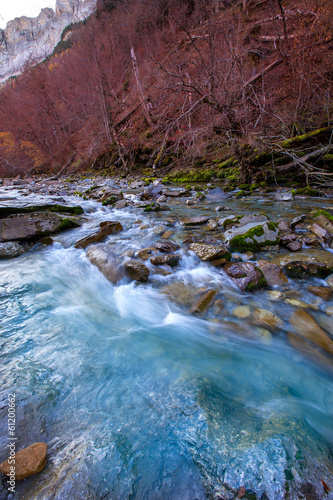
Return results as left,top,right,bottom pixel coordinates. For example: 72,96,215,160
0,185,333,499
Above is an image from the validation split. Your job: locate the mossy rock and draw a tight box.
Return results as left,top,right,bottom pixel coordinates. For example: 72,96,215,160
310,209,333,222
294,187,319,196
102,196,118,206
280,126,332,148
225,222,279,252
0,204,83,218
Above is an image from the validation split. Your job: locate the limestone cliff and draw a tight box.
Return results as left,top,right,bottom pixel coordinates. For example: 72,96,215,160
0,0,96,83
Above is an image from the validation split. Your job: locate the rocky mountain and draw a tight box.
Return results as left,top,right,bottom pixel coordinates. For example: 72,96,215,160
0,0,96,83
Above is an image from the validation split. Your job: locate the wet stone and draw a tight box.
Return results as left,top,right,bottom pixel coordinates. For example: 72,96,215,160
252,308,283,330
180,217,209,226
150,254,180,267
307,286,332,301
286,240,302,251
223,262,266,292
256,260,288,287
0,442,47,481
75,221,123,249
155,240,180,253
190,243,231,262
124,260,150,282
290,214,306,228
290,308,333,355
0,241,25,259
190,289,218,314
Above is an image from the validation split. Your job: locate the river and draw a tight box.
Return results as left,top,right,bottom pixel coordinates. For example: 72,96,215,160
0,182,332,499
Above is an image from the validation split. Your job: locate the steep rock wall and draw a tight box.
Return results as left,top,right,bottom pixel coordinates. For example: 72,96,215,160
0,0,96,83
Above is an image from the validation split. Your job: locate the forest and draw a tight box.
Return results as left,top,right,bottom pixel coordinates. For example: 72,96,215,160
0,0,332,186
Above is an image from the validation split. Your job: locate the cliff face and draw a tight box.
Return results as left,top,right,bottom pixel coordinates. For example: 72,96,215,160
0,0,96,83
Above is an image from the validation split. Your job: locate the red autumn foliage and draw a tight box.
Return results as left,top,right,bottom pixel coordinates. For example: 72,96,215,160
0,0,332,176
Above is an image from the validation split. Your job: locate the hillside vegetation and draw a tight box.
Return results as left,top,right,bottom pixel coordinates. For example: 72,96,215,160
0,0,332,187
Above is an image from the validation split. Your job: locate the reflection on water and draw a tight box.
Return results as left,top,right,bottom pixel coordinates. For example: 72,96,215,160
0,196,332,499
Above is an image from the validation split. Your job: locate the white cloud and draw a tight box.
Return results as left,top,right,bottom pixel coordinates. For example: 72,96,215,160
0,1,56,29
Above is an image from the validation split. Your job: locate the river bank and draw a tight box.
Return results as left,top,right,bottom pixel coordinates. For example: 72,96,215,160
0,174,332,499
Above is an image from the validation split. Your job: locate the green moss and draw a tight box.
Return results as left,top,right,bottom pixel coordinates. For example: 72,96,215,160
249,183,259,192
144,203,160,212
281,127,331,148
236,190,245,198
196,191,205,199
239,184,250,190
267,221,277,231
310,209,333,222
102,196,118,206
185,185,191,190
246,276,268,292
294,187,318,196
218,158,235,169
58,218,80,231
229,224,279,252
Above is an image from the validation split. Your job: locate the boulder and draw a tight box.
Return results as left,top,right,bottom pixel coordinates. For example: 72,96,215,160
252,308,283,330
223,262,267,292
114,199,131,209
161,282,199,307
277,218,290,232
190,289,217,314
290,309,333,355
310,222,331,243
0,442,47,481
180,217,209,226
155,241,180,253
0,242,25,259
256,260,288,286
75,221,123,249
135,248,155,260
286,240,302,251
274,191,293,201
150,254,180,267
290,214,306,228
142,183,163,200
0,213,79,242
124,260,150,281
86,245,124,284
223,221,279,252
271,250,333,278
190,243,231,262
163,189,189,197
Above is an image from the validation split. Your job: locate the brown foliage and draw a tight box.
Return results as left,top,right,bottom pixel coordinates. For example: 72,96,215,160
0,0,332,175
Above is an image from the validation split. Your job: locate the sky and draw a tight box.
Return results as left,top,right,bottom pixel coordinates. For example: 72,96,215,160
0,0,56,29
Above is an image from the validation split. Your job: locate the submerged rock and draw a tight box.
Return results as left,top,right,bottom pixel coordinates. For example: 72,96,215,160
190,243,231,262
274,191,293,201
290,309,333,355
307,286,332,301
252,308,283,330
190,289,217,314
124,260,150,282
272,250,333,278
75,221,123,249
223,262,267,292
0,442,47,481
0,241,25,259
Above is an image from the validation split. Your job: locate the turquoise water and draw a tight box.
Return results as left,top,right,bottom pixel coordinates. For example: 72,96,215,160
0,193,332,499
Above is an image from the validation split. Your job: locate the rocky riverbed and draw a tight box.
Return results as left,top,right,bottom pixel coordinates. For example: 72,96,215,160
0,174,333,499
